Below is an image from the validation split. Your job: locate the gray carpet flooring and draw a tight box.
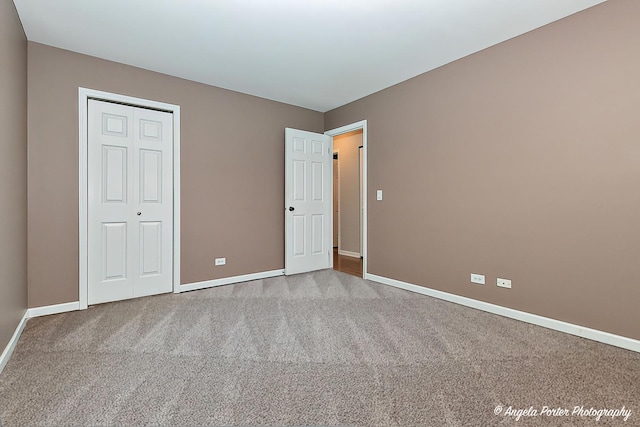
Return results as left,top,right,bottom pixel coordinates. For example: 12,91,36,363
0,269,638,426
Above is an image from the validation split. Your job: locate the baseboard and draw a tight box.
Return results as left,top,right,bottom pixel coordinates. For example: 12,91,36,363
27,301,80,318
0,311,28,374
367,274,640,353
178,269,285,293
338,249,361,258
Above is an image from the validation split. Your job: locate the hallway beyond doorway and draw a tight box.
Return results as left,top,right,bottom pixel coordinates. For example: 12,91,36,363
333,248,362,278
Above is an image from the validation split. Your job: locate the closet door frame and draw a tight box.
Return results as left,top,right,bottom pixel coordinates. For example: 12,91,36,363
79,87,181,309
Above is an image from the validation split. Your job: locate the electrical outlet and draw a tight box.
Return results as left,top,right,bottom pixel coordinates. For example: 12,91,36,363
215,257,226,266
376,190,383,201
471,273,485,285
497,278,511,289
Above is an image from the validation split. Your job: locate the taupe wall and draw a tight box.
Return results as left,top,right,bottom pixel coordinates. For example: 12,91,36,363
0,0,28,350
325,0,640,340
334,131,362,255
27,42,323,308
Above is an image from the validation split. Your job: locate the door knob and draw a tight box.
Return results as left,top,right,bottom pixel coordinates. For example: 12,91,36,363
288,207,295,212
137,212,142,216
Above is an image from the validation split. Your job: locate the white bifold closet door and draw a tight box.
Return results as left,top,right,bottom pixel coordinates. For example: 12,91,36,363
87,99,173,305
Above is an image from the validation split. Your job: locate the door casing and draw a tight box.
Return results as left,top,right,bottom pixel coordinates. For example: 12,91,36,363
359,146,364,257
333,149,340,249
78,87,181,309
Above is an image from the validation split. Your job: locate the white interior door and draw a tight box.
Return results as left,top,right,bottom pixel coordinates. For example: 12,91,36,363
87,99,173,305
285,128,332,275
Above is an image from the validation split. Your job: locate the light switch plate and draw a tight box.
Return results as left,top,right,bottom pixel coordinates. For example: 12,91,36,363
471,273,485,285
376,190,383,201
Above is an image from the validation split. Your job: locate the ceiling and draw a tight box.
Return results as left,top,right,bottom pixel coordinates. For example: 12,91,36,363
13,0,606,112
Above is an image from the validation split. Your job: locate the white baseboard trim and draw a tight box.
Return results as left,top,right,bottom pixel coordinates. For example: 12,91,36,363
178,269,285,293
0,311,28,374
338,249,361,258
27,301,80,318
2,302,82,373
367,274,640,353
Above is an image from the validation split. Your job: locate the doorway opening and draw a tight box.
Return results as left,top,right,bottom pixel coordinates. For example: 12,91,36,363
326,121,367,278
283,121,367,278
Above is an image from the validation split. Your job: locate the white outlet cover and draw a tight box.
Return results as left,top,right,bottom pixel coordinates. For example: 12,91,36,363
497,278,512,288
376,190,383,201
215,257,226,266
